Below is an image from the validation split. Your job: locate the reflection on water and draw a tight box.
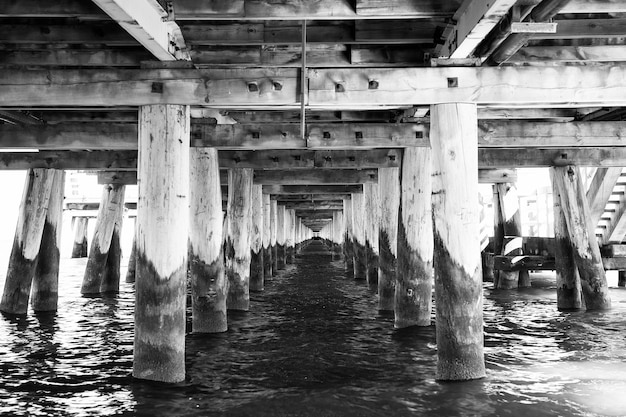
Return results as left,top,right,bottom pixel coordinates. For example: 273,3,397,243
1,242,626,416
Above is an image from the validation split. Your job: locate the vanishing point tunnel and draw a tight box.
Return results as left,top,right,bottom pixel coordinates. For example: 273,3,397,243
0,0,625,403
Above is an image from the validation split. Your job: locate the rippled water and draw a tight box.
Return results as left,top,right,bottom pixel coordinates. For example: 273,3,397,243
1,241,626,416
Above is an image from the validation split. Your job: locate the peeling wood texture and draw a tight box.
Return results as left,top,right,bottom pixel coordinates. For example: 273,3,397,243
431,103,485,381
378,167,399,311
189,147,227,332
0,168,55,315
133,105,190,383
552,166,611,310
225,168,253,310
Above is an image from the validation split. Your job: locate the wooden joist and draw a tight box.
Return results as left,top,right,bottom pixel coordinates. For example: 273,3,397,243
307,66,626,108
273,194,351,201
438,0,517,59
218,149,401,169
5,120,626,150
91,0,190,61
508,46,626,64
263,185,363,195
4,148,626,170
586,168,623,226
172,0,459,20
253,169,378,185
2,66,626,108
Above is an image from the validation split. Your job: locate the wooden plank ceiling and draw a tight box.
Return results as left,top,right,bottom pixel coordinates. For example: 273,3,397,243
0,0,625,231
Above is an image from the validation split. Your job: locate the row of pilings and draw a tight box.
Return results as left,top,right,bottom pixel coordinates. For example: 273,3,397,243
0,103,613,385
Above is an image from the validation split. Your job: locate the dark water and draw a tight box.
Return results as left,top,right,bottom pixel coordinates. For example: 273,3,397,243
2,241,626,417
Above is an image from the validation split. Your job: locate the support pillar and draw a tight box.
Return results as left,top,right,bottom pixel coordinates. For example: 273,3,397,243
0,169,55,315
550,169,583,310
552,165,611,310
285,209,295,264
133,104,189,383
100,196,124,294
276,204,286,269
619,271,626,287
125,221,137,283
332,211,343,261
31,170,65,312
493,183,530,289
364,183,380,287
262,193,273,279
225,169,253,310
378,167,400,311
431,102,486,381
71,217,89,258
270,199,278,275
250,185,264,292
189,147,227,332
80,184,126,295
351,193,367,280
395,147,433,328
343,197,354,275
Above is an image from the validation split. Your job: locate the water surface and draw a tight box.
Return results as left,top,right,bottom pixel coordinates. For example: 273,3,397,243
1,241,626,416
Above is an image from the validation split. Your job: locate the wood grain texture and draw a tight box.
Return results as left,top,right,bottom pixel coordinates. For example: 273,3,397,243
225,169,253,310
189,148,227,332
395,147,433,328
552,165,611,310
133,104,189,383
430,103,485,381
0,169,55,315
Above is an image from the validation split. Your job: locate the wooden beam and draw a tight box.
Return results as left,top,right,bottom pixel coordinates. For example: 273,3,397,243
0,151,137,170
282,202,344,210
97,171,138,185
173,0,458,20
253,169,378,185
0,24,136,44
438,0,517,59
0,49,151,68
263,185,363,194
307,66,626,108
478,147,626,168
218,149,401,169
3,66,626,108
274,194,351,201
478,169,517,183
91,0,189,61
0,68,299,108
560,1,626,14
538,19,626,40
0,1,108,18
306,124,427,148
477,121,626,148
508,46,626,64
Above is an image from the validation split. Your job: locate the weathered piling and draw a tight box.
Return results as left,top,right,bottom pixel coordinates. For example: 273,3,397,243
30,170,64,312
378,167,400,311
276,204,286,269
270,199,278,275
285,209,295,264
364,182,380,287
395,147,433,328
619,271,626,287
71,217,89,258
189,147,227,332
225,168,253,310
493,183,530,289
332,211,344,260
100,200,124,293
552,165,611,310
343,197,354,274
549,168,584,310
250,185,264,292
0,169,55,315
262,193,273,279
125,221,137,283
81,184,126,295
431,103,486,381
351,192,367,279
133,104,189,383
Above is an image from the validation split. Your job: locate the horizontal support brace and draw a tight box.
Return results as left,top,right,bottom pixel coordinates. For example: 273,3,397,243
4,121,626,150
1,66,626,108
